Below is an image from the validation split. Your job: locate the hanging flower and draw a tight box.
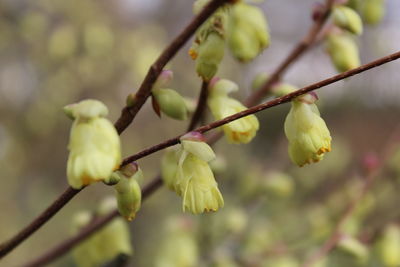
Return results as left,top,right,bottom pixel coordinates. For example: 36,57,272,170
284,93,331,167
161,132,224,214
208,78,259,144
227,2,270,62
64,99,121,189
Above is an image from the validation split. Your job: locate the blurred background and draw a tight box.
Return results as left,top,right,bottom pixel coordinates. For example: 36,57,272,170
0,0,400,266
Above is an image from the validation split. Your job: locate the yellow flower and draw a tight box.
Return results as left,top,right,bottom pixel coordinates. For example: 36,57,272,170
66,99,121,189
161,133,224,214
326,32,360,72
333,6,363,35
284,94,331,167
228,2,270,62
179,153,224,214
208,79,259,144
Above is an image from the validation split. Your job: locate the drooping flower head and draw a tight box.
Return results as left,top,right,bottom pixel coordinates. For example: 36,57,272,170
65,99,121,189
208,78,259,144
161,132,224,214
228,2,270,62
113,163,142,221
284,93,332,167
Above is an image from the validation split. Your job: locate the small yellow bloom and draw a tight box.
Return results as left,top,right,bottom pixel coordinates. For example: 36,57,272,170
66,99,121,189
333,6,363,35
161,133,224,214
284,95,331,167
179,153,224,214
228,2,270,62
208,79,259,144
326,32,360,72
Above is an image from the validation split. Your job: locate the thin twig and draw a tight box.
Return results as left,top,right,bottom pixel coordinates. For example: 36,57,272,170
244,0,335,107
121,50,400,165
301,125,400,267
114,0,230,134
0,0,228,259
0,187,81,258
302,172,376,267
187,81,209,131
21,176,163,267
22,49,400,267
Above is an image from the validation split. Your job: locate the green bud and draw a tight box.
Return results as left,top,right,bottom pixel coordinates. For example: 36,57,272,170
361,0,385,25
114,168,142,221
333,6,363,35
326,32,360,72
376,224,400,267
228,3,270,62
126,93,137,107
195,32,225,81
251,72,270,91
152,88,188,120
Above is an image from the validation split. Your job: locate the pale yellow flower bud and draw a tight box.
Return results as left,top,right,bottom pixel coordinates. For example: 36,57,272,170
152,88,188,120
114,166,142,221
326,32,360,72
284,95,331,167
208,79,259,144
333,6,363,35
228,2,270,62
195,32,225,81
362,0,385,25
66,99,121,189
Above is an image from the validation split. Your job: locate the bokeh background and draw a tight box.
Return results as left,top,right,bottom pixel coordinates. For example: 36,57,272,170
1,0,400,266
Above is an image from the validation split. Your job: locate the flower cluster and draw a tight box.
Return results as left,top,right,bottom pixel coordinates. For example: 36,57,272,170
190,0,270,80
161,132,224,214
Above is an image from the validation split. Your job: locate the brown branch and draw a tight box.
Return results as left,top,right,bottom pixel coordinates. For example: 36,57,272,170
244,0,335,107
122,50,400,165
21,176,163,267
187,81,209,131
0,187,82,258
0,0,228,259
114,0,230,134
